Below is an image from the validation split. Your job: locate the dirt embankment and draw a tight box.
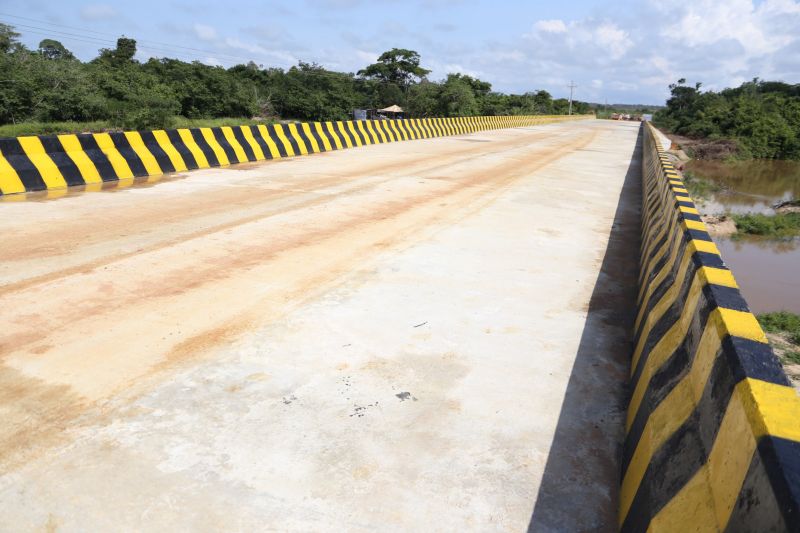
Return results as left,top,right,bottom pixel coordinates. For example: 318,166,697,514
665,133,741,162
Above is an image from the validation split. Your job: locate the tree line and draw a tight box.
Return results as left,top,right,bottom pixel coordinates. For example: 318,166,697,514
0,24,591,131
654,78,800,160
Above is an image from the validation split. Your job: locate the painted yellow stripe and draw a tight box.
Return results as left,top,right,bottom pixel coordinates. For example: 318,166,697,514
92,133,133,179
743,377,800,440
314,123,334,151
632,263,736,383
57,134,102,184
346,122,363,146
300,123,321,153
17,136,68,189
367,120,387,144
0,149,25,194
645,462,718,531
176,129,210,168
152,130,188,171
396,119,416,141
272,124,296,156
620,315,724,523
285,124,309,154
200,128,230,165
255,125,282,158
123,131,163,176
647,380,771,531
716,308,768,343
323,122,343,150
335,122,353,148
355,121,372,145
379,121,396,142
387,120,404,141
628,273,707,423
240,126,266,160
221,126,249,163
636,239,721,332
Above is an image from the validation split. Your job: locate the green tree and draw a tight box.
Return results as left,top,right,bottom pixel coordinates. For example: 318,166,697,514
0,23,22,53
38,39,75,61
358,48,430,89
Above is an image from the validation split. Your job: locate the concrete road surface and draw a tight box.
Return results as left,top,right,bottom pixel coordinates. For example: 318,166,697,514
0,120,641,532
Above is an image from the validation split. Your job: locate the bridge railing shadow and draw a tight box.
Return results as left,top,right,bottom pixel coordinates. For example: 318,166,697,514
527,128,643,532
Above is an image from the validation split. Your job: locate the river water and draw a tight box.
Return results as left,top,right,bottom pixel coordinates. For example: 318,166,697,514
685,159,800,314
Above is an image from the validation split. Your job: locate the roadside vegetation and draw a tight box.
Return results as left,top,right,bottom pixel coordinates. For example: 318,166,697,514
0,23,591,134
731,212,800,238
757,311,800,366
654,78,800,160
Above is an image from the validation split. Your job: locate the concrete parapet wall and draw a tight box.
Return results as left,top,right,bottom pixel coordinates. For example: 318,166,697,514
619,123,800,531
0,114,591,196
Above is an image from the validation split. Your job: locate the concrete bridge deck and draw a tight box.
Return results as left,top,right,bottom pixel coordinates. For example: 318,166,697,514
0,120,641,531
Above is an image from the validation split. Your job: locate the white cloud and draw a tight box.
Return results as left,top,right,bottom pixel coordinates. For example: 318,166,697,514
193,24,217,42
591,79,603,89
533,19,567,33
594,23,632,60
80,4,117,21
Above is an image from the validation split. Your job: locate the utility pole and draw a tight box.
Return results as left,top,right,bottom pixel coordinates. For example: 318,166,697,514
567,81,577,115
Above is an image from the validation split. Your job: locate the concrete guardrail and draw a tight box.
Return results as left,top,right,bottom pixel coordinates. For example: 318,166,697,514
0,114,592,196
619,122,800,531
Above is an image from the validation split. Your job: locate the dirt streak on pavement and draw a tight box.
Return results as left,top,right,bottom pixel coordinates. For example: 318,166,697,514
0,125,594,471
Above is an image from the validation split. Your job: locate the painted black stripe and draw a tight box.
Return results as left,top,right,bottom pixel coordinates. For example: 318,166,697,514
366,121,383,144
246,126,275,160
211,127,239,163
77,135,120,181
374,120,394,142
39,136,85,186
631,252,707,388
408,120,424,139
107,133,149,177
348,122,368,146
335,122,357,147
726,437,792,532
264,125,289,158
0,138,47,191
722,336,789,386
394,119,411,141
164,130,198,170
625,284,720,471
289,123,314,153
189,129,220,167
138,131,175,174
433,118,447,136
359,121,377,144
307,123,328,151
322,123,341,150
230,127,257,161
621,350,737,532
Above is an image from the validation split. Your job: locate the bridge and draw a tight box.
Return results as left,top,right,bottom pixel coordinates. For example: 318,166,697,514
0,117,798,531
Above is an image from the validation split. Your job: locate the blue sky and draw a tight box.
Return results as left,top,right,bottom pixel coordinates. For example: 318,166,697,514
2,0,799,105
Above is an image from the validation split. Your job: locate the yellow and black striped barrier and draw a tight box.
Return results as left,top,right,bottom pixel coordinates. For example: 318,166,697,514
0,114,591,196
619,122,800,531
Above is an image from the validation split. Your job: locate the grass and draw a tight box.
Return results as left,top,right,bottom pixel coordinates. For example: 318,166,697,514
731,212,800,238
682,170,722,200
758,311,800,365
0,117,275,138
0,120,115,137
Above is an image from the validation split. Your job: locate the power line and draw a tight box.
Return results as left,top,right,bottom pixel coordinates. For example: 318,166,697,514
0,12,263,64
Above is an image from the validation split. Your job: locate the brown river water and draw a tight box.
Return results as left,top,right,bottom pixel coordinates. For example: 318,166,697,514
686,159,800,314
